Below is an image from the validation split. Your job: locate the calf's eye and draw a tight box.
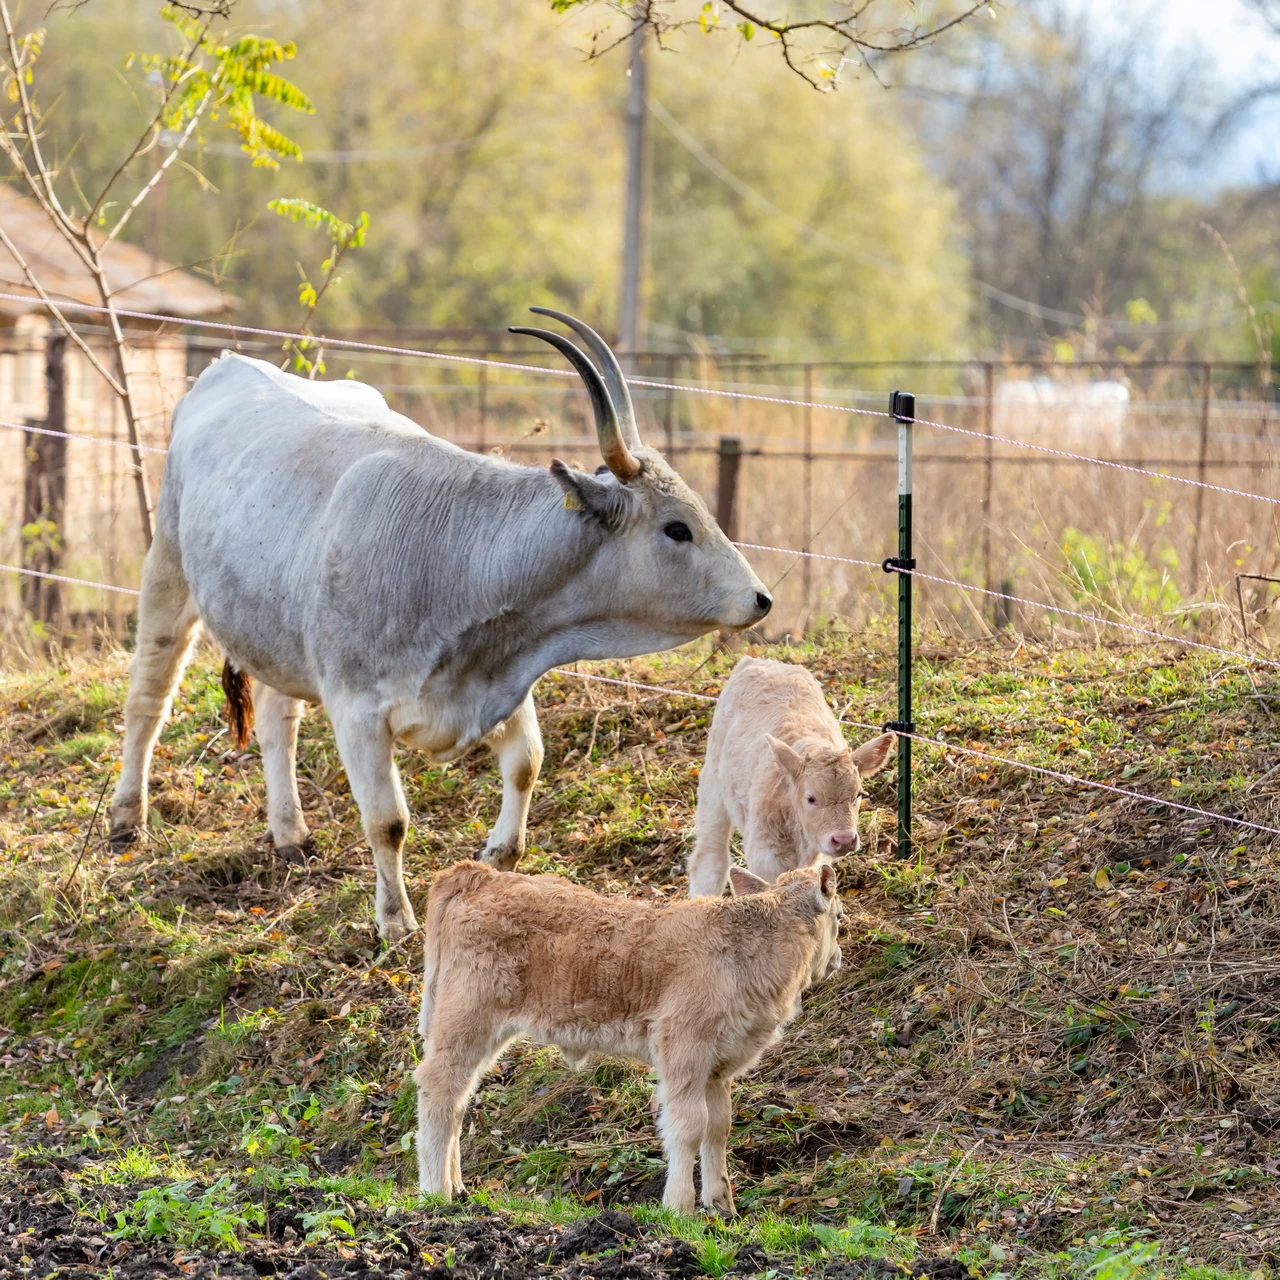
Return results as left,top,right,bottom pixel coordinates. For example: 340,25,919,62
664,521,692,543
806,794,817,806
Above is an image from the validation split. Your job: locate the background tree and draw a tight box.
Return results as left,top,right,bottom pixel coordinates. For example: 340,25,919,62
0,1,343,543
18,0,968,361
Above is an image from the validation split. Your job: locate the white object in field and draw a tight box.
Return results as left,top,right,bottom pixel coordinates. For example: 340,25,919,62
993,377,1130,444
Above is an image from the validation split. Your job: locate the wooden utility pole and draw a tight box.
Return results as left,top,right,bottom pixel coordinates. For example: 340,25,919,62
618,24,647,366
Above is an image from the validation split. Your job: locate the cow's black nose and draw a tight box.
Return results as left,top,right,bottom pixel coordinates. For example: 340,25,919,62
756,591,773,615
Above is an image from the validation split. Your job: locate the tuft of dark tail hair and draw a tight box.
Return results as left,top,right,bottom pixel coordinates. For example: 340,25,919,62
221,660,254,749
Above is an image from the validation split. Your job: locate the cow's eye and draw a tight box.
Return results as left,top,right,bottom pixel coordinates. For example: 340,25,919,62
664,521,692,543
806,794,817,806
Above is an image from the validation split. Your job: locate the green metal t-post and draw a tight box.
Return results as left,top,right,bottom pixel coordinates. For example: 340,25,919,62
887,390,915,858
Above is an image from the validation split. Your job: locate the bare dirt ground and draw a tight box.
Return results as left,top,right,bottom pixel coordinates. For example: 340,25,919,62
1,630,1278,1277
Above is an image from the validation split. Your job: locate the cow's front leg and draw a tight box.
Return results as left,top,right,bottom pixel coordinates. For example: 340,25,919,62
329,702,417,940
480,693,543,871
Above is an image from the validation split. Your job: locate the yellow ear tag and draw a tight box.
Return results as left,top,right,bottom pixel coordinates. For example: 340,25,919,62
563,491,583,511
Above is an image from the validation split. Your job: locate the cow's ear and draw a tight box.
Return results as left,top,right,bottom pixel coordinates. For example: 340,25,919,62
550,459,628,529
767,734,805,781
851,732,896,778
729,866,771,896
817,863,838,907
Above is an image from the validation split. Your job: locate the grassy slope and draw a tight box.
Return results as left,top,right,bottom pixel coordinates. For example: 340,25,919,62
1,629,1278,1277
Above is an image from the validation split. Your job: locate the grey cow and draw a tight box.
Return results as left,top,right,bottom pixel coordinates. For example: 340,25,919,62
108,311,772,939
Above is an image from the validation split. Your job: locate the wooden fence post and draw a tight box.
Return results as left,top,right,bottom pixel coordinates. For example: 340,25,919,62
716,435,742,543
982,361,995,618
1190,362,1212,594
663,353,676,455
22,331,67,628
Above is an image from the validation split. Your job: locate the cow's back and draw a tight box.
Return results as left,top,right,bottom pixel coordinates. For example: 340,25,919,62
157,354,456,694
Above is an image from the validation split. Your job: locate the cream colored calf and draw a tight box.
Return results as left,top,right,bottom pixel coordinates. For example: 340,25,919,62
688,657,894,897
414,859,843,1215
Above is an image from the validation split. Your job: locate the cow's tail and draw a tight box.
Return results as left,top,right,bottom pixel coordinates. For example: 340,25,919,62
419,860,492,1040
221,661,254,749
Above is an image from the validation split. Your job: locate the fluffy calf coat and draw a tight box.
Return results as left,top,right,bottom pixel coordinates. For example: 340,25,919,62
687,658,895,898
415,859,844,1215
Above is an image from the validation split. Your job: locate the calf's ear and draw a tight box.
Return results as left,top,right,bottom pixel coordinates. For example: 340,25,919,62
766,734,805,781
550,459,628,529
729,866,772,897
851,731,896,778
816,863,838,908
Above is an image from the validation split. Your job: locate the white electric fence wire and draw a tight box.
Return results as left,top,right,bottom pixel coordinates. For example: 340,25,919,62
5,289,1280,509
0,418,169,453
735,542,1280,671
1,528,1271,673
548,668,1280,839
0,561,1271,838
0,564,140,594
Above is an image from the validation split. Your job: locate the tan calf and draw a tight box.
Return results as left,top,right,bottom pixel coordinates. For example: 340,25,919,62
687,657,894,898
414,858,843,1215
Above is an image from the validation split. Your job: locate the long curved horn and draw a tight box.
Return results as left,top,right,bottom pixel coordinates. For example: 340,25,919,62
509,326,642,481
529,307,642,450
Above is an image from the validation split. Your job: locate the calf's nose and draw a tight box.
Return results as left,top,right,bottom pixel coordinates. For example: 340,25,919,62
824,829,858,854
755,591,773,616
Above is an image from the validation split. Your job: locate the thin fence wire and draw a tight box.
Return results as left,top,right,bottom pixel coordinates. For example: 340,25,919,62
7,293,1280,841
2,560,1275,840
549,668,1280,839
3,523,1273,671
0,564,140,594
0,418,169,453
5,289,1280,509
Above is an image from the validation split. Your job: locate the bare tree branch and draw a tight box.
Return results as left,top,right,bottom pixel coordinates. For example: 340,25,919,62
106,89,212,243
573,0,990,89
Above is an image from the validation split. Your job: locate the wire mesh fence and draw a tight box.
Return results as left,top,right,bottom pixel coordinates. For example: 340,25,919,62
3,311,1280,656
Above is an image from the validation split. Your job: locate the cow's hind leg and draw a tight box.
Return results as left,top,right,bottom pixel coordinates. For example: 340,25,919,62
329,701,417,940
480,692,543,871
254,680,309,861
109,535,200,847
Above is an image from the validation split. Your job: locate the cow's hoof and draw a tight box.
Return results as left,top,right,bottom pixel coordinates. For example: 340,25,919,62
377,909,419,943
704,1195,736,1218
481,840,521,872
108,823,139,851
275,843,308,866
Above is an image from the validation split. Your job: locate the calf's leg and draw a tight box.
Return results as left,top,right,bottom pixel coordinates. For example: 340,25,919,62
255,681,309,860
415,1019,504,1198
109,535,201,847
329,701,416,940
655,1050,711,1216
480,692,543,871
687,777,733,897
700,1072,736,1215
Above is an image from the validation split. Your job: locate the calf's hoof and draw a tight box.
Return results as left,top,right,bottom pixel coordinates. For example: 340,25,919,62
108,822,139,850
704,1193,736,1218
275,844,308,867
661,1190,697,1218
480,839,522,872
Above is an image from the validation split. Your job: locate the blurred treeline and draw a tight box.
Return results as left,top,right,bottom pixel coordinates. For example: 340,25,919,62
16,0,1280,363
